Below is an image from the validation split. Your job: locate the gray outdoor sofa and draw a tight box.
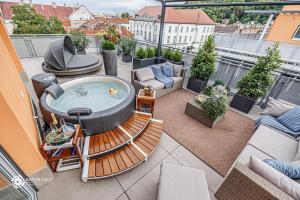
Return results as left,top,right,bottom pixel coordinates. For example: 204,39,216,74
131,64,186,98
215,123,300,200
42,36,102,76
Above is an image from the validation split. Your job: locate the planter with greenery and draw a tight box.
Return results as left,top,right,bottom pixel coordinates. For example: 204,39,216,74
70,31,90,54
119,37,136,62
185,85,228,128
163,49,184,65
102,40,117,76
133,47,156,69
187,35,216,93
230,43,282,113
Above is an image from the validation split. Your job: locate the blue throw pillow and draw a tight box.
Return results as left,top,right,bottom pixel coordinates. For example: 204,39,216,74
161,63,174,77
151,65,165,79
264,159,300,179
277,107,300,132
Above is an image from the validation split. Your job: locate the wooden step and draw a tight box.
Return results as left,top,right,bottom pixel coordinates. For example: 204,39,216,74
83,112,151,158
82,119,163,181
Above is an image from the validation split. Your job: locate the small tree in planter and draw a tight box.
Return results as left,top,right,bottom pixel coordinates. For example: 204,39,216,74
70,30,90,54
187,35,216,93
119,37,136,62
133,47,156,69
230,43,282,113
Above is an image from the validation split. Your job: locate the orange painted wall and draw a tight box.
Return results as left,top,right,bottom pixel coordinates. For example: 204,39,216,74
267,5,300,45
0,19,46,175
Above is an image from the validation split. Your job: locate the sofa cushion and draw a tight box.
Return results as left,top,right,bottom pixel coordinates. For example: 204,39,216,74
262,97,294,117
248,156,300,200
173,63,183,77
140,79,164,90
45,83,64,99
158,163,211,200
170,76,183,84
161,63,174,77
294,144,300,161
237,145,273,165
135,67,155,82
277,107,300,133
264,159,300,179
249,125,298,162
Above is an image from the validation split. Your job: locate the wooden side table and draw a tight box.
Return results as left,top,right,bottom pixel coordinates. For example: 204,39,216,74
39,125,84,172
136,89,156,115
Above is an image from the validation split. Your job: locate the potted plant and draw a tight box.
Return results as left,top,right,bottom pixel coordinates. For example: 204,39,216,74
102,40,117,76
187,35,216,93
133,47,156,69
230,43,282,113
70,30,90,54
119,37,136,62
163,49,184,65
185,85,228,128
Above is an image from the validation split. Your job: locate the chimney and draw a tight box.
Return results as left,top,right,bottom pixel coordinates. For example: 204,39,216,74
52,1,56,8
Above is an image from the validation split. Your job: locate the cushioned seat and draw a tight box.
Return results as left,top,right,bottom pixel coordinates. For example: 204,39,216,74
42,36,102,76
158,163,211,200
249,125,298,162
140,79,165,90
170,76,183,84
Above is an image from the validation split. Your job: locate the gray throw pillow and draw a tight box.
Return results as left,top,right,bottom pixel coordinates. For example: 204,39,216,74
135,67,155,82
168,62,183,77
261,97,294,117
45,83,64,99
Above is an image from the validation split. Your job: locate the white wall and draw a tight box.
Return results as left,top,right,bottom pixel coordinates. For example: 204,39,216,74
129,19,215,51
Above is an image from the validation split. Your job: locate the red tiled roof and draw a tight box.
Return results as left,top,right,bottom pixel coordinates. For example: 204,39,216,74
136,6,215,25
0,2,74,21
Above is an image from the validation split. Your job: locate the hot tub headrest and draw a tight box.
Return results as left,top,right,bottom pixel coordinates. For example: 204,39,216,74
45,83,64,99
68,107,92,116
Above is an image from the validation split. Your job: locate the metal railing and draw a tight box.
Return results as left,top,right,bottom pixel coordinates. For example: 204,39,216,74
10,34,300,106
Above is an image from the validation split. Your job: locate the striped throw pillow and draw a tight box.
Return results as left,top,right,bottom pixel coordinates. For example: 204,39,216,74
264,159,300,179
277,107,300,132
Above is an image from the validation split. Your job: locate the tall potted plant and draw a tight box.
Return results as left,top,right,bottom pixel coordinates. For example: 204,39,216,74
98,25,120,76
119,37,136,62
230,43,282,113
70,30,90,54
133,47,156,69
187,35,216,93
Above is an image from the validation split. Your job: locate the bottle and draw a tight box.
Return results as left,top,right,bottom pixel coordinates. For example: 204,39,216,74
50,113,59,133
51,113,58,126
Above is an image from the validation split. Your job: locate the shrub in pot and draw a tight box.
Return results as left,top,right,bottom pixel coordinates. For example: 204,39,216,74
102,40,117,76
70,30,90,54
230,43,282,113
119,37,136,62
133,47,156,69
187,35,216,93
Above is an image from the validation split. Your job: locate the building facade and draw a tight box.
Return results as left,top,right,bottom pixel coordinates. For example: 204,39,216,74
68,5,94,28
129,6,215,51
267,5,300,45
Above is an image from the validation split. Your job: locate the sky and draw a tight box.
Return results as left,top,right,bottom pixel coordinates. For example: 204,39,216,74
1,0,160,14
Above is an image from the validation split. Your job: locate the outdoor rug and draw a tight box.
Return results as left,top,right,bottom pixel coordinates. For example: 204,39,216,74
154,89,255,176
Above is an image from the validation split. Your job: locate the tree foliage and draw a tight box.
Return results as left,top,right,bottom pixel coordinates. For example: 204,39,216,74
70,30,90,51
12,4,65,34
190,35,216,81
188,0,281,24
237,43,282,98
121,12,129,18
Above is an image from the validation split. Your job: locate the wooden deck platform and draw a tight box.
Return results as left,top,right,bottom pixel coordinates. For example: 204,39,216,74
82,112,163,181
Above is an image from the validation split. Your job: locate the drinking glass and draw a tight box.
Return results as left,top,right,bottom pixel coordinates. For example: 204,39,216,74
60,118,67,133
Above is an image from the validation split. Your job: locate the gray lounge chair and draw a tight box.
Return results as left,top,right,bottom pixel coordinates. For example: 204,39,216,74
42,36,102,76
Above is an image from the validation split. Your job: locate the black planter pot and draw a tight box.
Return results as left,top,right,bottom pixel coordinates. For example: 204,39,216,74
166,59,184,65
122,54,133,62
133,57,156,69
77,49,86,54
230,93,257,114
187,78,208,93
155,57,167,64
102,49,117,76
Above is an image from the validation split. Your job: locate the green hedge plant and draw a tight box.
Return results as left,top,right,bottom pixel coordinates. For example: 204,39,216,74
172,50,182,62
102,40,115,50
163,48,173,60
119,37,136,55
70,30,90,51
146,48,155,58
190,35,216,81
136,47,147,59
237,43,282,99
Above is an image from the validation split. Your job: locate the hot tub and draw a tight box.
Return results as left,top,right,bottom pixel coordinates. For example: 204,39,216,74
39,76,136,136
